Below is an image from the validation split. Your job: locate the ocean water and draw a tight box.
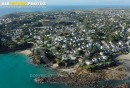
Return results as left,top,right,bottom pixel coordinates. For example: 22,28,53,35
0,5,130,16
0,53,69,88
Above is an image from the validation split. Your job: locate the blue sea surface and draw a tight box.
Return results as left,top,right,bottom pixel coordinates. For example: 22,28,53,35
0,53,69,88
0,5,130,16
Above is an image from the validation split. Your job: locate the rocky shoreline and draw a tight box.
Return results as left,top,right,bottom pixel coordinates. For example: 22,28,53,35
34,71,105,87
13,49,130,87
34,65,128,87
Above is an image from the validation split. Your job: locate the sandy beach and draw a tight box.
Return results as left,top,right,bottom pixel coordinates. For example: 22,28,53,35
59,68,77,74
117,53,130,61
19,49,33,56
117,53,130,77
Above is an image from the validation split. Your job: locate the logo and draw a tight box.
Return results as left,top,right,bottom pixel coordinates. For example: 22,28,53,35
0,1,46,7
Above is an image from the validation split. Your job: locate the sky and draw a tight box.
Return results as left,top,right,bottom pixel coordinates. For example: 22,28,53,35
45,0,130,5
0,0,130,5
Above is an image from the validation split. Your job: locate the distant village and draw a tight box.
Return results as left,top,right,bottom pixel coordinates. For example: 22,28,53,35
0,9,130,71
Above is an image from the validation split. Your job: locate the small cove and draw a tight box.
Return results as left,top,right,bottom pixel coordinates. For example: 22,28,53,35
0,53,69,88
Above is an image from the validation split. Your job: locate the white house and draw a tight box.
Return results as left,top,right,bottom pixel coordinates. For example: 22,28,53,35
85,60,93,65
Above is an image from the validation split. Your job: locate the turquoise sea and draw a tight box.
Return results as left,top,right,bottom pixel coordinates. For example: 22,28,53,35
0,53,70,88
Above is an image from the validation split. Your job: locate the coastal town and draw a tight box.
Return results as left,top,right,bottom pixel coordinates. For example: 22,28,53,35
0,9,130,87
